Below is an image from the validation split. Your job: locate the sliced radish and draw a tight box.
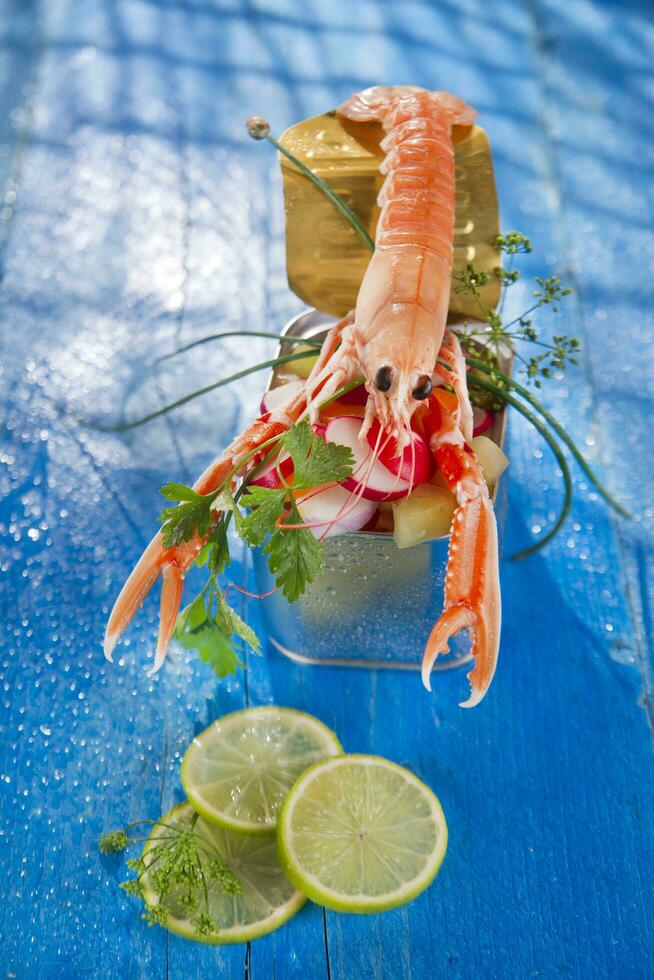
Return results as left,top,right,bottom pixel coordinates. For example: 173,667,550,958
260,379,304,416
249,451,293,489
324,416,412,501
365,419,432,485
338,383,368,406
472,406,494,437
296,484,376,539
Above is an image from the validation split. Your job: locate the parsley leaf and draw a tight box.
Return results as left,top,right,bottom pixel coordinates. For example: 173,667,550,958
193,624,245,678
264,503,325,601
174,590,207,636
239,420,355,546
174,587,260,679
285,419,354,488
238,422,354,601
207,518,232,576
240,486,286,546
212,488,243,532
215,591,261,654
158,483,217,549
160,482,202,502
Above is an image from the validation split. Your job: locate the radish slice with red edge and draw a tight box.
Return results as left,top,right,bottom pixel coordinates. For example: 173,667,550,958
296,485,376,539
365,420,432,484
249,451,293,490
338,383,368,407
324,416,412,502
250,423,327,489
472,407,494,437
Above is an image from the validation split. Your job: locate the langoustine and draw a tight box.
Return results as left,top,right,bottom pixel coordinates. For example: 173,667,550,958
104,86,502,707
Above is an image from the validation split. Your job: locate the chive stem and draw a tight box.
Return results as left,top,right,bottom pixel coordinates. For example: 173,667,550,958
95,351,318,432
465,356,630,518
155,331,322,364
467,374,573,560
263,133,376,253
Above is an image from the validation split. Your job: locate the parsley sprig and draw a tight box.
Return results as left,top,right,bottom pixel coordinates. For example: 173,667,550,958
157,420,354,674
174,582,260,678
99,812,241,940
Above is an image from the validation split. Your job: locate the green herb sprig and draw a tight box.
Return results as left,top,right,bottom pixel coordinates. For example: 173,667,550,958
99,813,241,940
160,481,258,678
454,232,578,393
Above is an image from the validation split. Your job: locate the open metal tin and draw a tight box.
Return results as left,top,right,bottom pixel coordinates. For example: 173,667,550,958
252,310,510,672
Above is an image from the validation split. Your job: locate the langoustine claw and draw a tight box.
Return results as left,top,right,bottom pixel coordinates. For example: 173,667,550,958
421,336,502,707
422,490,501,707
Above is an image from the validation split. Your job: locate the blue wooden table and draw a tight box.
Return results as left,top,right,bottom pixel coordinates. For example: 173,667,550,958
1,1,653,976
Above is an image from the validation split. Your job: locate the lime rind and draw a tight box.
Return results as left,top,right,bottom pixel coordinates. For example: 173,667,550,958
140,802,306,945
181,706,342,835
277,754,448,914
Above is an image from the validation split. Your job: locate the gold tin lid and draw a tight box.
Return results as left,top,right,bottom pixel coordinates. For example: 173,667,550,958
278,110,501,318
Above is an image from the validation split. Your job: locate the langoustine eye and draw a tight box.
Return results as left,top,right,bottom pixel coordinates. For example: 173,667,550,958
412,375,433,400
374,365,393,391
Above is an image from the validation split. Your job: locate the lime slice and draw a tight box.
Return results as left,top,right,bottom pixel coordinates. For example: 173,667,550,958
141,802,305,944
278,755,447,913
181,706,342,834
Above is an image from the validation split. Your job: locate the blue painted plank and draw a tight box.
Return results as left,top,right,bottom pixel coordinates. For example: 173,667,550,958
0,1,43,269
0,0,653,978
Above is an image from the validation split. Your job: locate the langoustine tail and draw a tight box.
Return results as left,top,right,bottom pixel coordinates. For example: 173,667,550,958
338,85,477,126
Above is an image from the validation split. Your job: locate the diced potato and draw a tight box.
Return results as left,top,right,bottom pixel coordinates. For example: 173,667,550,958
471,435,509,489
287,343,319,379
392,484,457,550
274,369,303,387
376,502,394,533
